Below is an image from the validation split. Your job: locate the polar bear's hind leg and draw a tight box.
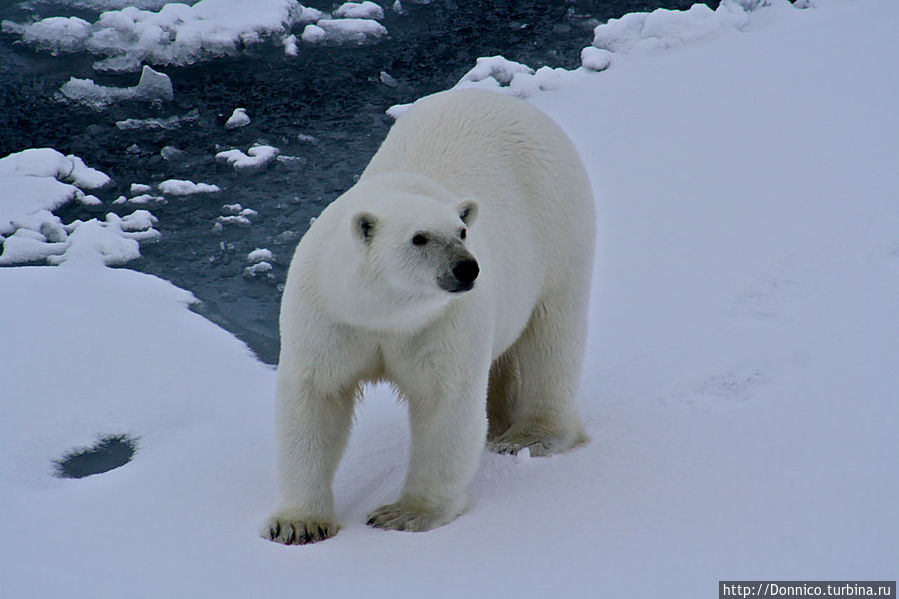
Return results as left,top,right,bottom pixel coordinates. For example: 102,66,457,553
488,293,589,456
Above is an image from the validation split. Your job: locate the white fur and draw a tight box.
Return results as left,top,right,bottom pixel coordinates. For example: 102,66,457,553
264,89,595,545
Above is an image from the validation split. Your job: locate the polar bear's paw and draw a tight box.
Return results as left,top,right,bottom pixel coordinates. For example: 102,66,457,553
262,511,339,545
488,423,588,457
367,498,457,532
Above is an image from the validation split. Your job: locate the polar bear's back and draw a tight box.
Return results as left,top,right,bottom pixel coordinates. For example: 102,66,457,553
363,89,594,295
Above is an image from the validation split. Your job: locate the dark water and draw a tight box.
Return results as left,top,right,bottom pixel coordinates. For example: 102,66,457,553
54,434,138,478
1,0,711,365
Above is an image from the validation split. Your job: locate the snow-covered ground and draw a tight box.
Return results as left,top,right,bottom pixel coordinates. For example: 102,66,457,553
1,0,897,596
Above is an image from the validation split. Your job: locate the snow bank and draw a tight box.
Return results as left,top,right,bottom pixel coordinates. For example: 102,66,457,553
215,145,280,171
60,65,174,108
3,0,322,72
158,179,222,195
591,0,751,54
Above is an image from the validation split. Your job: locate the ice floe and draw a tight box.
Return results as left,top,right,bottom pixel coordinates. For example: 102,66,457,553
247,248,274,263
158,179,222,195
215,145,280,171
225,108,251,130
3,1,329,72
301,18,388,44
115,110,199,131
334,1,385,20
1,16,91,55
59,65,173,109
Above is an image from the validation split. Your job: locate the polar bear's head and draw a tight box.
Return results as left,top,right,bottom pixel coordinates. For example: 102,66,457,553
350,193,480,299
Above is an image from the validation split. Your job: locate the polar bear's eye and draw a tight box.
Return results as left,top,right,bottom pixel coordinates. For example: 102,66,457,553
412,234,428,246
460,228,467,240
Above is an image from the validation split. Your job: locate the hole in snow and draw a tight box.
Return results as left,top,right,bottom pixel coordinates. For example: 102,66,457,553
54,434,138,479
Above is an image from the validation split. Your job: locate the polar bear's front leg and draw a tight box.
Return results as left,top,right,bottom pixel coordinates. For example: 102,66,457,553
263,375,355,545
367,372,488,532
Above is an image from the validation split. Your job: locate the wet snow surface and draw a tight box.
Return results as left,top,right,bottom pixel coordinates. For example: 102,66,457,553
0,0,701,364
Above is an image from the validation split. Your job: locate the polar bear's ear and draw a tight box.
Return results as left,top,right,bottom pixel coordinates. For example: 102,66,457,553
456,200,479,226
352,212,378,243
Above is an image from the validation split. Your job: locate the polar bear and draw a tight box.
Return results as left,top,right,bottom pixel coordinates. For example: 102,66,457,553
264,88,595,545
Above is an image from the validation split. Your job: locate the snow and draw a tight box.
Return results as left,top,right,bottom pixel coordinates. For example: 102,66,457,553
158,179,222,195
215,145,280,171
2,0,897,596
60,65,174,108
225,107,251,129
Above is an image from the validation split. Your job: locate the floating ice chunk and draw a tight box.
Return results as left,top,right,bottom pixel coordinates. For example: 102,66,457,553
120,209,159,234
457,56,534,87
116,111,199,130
282,34,298,56
215,215,252,226
78,194,104,207
131,183,152,195
247,248,274,263
222,203,244,215
581,46,612,72
300,24,327,43
244,261,273,277
158,179,221,195
225,108,251,130
1,16,92,55
296,133,318,144
334,2,385,20
60,65,174,109
114,193,166,205
379,71,399,87
215,145,280,171
592,2,750,54
160,146,188,162
301,19,387,44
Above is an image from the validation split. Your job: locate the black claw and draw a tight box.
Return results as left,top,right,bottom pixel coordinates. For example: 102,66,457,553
317,526,327,540
271,522,281,540
366,518,375,526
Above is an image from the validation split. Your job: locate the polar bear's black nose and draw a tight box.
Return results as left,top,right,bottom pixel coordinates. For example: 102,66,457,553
452,259,479,286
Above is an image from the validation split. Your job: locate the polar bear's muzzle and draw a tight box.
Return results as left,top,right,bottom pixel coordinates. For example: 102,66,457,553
437,251,479,294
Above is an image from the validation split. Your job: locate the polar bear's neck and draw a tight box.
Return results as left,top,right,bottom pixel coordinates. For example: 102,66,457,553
317,255,451,335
